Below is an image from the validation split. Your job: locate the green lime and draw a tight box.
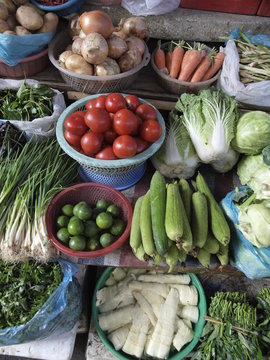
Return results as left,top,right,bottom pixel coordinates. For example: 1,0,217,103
77,203,92,221
56,215,69,229
73,201,87,217
62,204,74,217
67,218,84,236
96,212,113,230
56,228,70,243
87,235,101,251
106,204,120,218
84,220,99,237
70,215,79,222
69,235,86,251
92,207,103,220
99,233,114,248
96,198,110,211
110,218,126,236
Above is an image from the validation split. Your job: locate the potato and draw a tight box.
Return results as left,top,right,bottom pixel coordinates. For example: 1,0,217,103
58,50,73,67
107,34,128,59
24,2,45,16
65,54,93,75
15,25,31,35
81,32,108,65
72,37,83,55
0,18,9,32
16,5,43,31
0,3,8,20
6,15,18,30
0,0,16,13
38,12,58,33
3,29,15,34
94,57,120,76
118,49,142,72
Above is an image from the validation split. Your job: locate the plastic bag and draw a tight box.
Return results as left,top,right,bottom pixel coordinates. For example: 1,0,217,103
0,259,82,346
121,0,180,16
221,187,270,279
0,32,55,67
218,29,270,110
0,79,66,141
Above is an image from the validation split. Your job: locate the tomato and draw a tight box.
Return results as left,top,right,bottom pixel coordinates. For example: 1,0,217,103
64,130,81,147
109,113,114,121
134,137,149,153
95,145,118,160
113,109,138,135
136,104,157,121
81,131,103,155
125,95,141,112
72,110,86,117
130,115,142,136
95,95,107,109
105,93,126,113
140,119,162,143
113,135,137,158
64,113,87,136
85,99,96,111
71,145,82,153
104,129,118,144
84,108,111,133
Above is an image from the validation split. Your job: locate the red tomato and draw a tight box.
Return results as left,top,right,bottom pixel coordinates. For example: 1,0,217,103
84,108,111,133
71,145,82,153
64,113,87,136
136,104,157,121
85,99,96,111
125,95,141,112
134,137,149,153
64,130,81,147
109,113,114,121
95,95,107,109
81,132,104,155
95,145,118,160
113,135,137,158
113,109,138,135
105,93,126,113
131,115,142,136
140,120,162,143
72,110,86,117
104,129,118,144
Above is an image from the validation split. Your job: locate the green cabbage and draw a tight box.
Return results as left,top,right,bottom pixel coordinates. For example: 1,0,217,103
232,111,270,155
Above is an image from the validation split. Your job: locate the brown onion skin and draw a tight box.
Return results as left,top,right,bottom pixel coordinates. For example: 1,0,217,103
122,17,148,40
107,34,128,59
126,36,145,56
68,14,81,39
119,49,142,72
79,10,114,39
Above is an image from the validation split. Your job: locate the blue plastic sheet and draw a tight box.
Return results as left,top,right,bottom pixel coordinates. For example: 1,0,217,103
230,28,270,48
0,31,55,67
0,259,82,346
221,187,270,279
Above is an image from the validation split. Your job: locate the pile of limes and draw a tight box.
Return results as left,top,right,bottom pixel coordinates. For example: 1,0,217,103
56,199,126,251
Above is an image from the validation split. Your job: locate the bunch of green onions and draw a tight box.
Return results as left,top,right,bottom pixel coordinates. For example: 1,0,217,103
0,139,77,262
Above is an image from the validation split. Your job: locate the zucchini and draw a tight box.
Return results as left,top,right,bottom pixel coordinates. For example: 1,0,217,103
191,191,208,248
140,191,155,257
217,244,229,266
178,248,187,263
197,248,211,268
150,171,168,256
165,183,183,242
178,192,193,253
133,244,148,262
165,243,179,273
203,232,220,254
179,178,193,223
129,196,144,253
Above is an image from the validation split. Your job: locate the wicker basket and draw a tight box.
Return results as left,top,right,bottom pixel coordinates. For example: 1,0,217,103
31,0,86,16
0,48,49,78
151,42,221,95
48,30,151,94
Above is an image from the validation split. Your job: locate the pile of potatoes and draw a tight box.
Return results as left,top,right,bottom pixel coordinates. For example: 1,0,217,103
58,11,148,77
0,0,58,35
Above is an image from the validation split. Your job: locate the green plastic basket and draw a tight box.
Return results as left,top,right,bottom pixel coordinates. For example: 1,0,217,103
92,267,207,360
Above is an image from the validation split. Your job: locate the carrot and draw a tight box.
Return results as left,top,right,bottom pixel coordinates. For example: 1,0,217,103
178,49,203,81
154,40,168,74
166,42,173,74
169,40,185,79
190,49,215,82
201,52,225,81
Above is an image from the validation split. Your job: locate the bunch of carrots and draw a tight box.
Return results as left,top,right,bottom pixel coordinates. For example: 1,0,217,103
154,40,225,83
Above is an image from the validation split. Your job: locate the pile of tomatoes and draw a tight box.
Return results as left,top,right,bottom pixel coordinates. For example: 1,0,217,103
64,93,163,160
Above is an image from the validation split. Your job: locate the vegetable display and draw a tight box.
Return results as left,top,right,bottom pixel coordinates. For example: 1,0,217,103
0,121,26,159
96,268,200,359
130,171,230,270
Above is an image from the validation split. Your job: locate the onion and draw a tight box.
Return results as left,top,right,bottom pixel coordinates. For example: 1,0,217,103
79,10,114,39
68,14,81,39
121,17,148,40
107,34,128,59
81,33,109,65
118,49,142,73
126,36,145,56
72,37,83,55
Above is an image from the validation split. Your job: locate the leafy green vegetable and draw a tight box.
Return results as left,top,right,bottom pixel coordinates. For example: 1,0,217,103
0,261,62,329
262,146,270,166
257,287,270,357
232,187,254,205
232,111,270,155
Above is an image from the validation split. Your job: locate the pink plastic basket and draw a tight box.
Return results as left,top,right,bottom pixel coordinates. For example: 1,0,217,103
0,48,49,78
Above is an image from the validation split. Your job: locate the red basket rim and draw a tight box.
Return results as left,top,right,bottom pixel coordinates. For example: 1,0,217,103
0,48,48,65
45,182,133,258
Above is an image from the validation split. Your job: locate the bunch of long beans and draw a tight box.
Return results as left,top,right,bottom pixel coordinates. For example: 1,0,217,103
0,139,77,262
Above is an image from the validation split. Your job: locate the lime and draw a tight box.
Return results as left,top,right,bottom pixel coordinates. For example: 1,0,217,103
84,220,99,237
69,235,86,251
77,203,92,221
73,201,87,217
56,215,69,229
96,212,113,230
110,218,126,236
62,204,74,217
106,204,120,218
70,215,79,222
87,235,101,251
92,207,103,220
67,218,84,236
99,233,114,248
56,228,70,243
96,198,110,211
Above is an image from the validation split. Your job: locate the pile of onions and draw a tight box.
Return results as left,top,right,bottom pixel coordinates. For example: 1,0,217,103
79,10,114,39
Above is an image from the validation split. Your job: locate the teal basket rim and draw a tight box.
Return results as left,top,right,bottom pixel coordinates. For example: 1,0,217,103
92,267,207,360
56,94,166,169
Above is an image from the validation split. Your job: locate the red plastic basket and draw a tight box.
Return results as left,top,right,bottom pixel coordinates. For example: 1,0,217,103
0,48,49,78
45,182,133,259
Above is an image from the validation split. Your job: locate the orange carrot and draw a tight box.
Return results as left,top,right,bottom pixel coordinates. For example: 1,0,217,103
154,40,167,74
169,40,185,79
201,52,225,81
178,49,203,81
166,42,173,74
190,54,212,82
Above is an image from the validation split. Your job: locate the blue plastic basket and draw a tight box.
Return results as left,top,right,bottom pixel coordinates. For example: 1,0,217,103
31,0,86,16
